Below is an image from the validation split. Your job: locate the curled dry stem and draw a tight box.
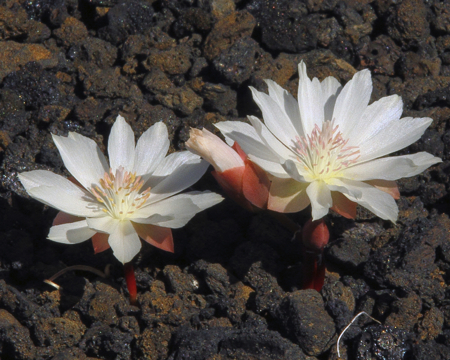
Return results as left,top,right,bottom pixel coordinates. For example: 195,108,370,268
336,311,381,359
44,264,111,290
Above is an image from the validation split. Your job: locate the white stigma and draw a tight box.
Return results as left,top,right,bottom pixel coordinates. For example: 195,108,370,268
293,120,360,181
90,166,151,220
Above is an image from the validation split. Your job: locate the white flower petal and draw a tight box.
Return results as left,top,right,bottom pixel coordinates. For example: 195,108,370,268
357,117,433,162
86,216,119,234
321,76,342,122
52,132,109,189
250,86,300,147
148,157,209,203
247,155,290,178
247,115,294,161
108,115,136,172
306,181,332,220
341,152,442,181
332,69,372,137
282,159,308,182
143,151,201,189
152,151,201,177
18,170,101,217
264,80,304,137
47,220,96,244
346,95,403,146
133,122,169,176
297,62,324,134
130,197,195,225
327,178,363,199
215,120,281,163
268,177,310,213
182,191,224,210
329,178,398,222
108,220,142,263
133,191,222,228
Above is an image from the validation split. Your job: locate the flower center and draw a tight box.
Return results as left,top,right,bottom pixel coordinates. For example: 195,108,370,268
293,120,360,181
90,167,151,220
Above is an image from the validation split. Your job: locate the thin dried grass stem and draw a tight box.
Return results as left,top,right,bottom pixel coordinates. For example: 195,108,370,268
44,264,111,290
337,311,381,358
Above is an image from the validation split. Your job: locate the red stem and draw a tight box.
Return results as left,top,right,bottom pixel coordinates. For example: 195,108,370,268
301,218,329,292
124,262,137,305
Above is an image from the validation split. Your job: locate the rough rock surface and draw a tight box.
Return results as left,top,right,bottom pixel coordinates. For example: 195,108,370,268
0,0,449,359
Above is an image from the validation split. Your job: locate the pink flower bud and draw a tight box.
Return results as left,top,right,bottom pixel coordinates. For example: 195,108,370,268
302,218,330,252
187,128,270,210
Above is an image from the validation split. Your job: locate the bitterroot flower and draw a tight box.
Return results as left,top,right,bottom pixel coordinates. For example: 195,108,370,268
19,115,223,263
186,128,270,210
216,62,441,222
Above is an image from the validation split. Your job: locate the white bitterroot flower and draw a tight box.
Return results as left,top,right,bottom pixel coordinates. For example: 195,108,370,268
186,128,245,172
18,115,223,263
215,62,441,222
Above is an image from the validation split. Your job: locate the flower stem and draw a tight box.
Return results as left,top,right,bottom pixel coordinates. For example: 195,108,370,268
124,262,137,305
301,218,330,291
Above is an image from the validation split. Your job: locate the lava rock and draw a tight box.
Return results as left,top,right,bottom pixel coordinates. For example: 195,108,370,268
80,66,142,100
162,265,199,293
189,260,230,297
229,241,284,314
326,234,371,270
74,37,118,69
410,340,450,360
0,41,57,81
385,292,422,332
78,323,134,359
201,82,237,116
274,289,335,356
171,8,213,38
246,0,319,53
203,10,256,61
387,0,430,46
212,36,257,85
356,324,411,360
97,0,156,45
432,1,450,34
168,325,310,360
156,85,204,116
0,1,51,43
0,280,53,329
0,309,36,360
358,35,401,76
2,62,65,110
364,213,449,302
139,280,207,327
144,44,192,75
32,317,86,353
136,323,172,360
53,16,88,47
417,306,445,341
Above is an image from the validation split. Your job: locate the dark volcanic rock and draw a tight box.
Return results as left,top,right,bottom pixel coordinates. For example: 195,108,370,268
212,36,258,85
203,10,256,61
0,309,36,360
229,242,284,314
97,0,156,45
355,324,411,360
2,62,65,110
364,211,449,302
387,0,430,46
168,325,309,360
246,0,319,53
78,323,134,359
274,289,335,356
